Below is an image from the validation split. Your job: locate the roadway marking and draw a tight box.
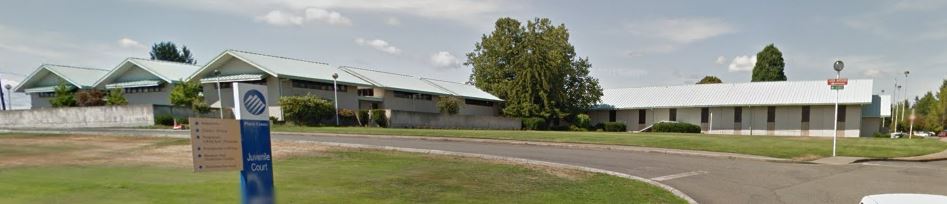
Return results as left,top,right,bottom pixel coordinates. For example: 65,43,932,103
651,171,708,181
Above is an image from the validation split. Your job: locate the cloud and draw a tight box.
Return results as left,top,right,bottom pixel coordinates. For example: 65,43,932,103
429,51,462,68
304,8,352,26
256,10,304,26
728,55,757,72
893,0,947,11
715,56,727,64
386,17,401,26
627,17,735,43
625,44,675,57
355,38,401,54
117,37,146,49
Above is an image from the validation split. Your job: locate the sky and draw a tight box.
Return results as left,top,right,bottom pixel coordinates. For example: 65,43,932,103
1,0,945,109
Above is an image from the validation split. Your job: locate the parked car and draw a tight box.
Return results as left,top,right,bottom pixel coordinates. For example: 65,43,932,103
890,132,906,139
860,194,947,204
914,131,934,137
939,131,947,137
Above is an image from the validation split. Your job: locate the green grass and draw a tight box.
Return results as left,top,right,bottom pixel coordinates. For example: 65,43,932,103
273,126,947,160
0,138,683,204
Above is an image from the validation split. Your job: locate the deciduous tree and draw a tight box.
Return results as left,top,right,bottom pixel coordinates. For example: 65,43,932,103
697,76,723,84
751,44,787,82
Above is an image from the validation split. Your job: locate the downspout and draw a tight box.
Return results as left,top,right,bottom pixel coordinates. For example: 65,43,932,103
748,106,753,136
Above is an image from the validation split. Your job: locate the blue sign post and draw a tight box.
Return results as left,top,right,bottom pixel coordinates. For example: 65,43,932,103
233,83,275,204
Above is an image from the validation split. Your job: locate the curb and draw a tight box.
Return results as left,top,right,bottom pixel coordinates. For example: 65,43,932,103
283,139,700,204
274,131,786,162
852,157,947,163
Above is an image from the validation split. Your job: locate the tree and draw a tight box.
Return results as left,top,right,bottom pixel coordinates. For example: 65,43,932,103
49,83,76,107
170,81,209,114
150,42,196,64
938,80,947,130
751,44,787,82
74,89,105,106
697,76,723,84
437,96,461,115
466,17,603,119
106,88,128,105
279,95,334,125
913,92,941,131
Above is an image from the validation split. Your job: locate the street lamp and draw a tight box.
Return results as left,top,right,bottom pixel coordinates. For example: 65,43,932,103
214,69,223,119
904,70,911,138
3,84,11,110
331,73,340,126
832,60,844,157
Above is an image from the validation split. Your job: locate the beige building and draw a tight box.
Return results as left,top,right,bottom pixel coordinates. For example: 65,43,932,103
13,64,110,109
187,50,502,120
590,80,890,137
92,58,201,106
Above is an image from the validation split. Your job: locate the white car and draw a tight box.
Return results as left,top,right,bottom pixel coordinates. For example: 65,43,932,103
860,194,947,204
913,131,935,137
890,132,906,139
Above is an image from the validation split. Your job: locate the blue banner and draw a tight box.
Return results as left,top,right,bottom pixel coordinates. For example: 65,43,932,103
240,119,274,204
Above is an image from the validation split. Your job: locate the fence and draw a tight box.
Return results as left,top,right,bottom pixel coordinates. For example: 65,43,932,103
0,104,155,129
386,110,521,130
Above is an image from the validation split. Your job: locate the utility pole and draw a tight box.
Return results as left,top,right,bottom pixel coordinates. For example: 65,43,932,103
0,74,6,111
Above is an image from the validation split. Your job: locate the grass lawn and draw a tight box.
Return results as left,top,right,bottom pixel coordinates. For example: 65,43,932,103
272,126,947,160
0,134,684,204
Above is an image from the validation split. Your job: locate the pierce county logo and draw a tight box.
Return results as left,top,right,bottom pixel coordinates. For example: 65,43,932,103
243,90,266,116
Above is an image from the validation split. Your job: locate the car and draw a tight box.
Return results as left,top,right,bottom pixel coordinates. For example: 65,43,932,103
860,194,947,204
914,131,933,137
939,131,947,137
890,132,906,139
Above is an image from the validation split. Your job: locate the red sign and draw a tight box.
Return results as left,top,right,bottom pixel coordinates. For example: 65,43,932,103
827,78,848,86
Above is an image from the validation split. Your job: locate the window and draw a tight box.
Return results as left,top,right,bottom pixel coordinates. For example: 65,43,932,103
701,108,709,123
638,110,646,124
837,105,846,122
37,92,55,97
801,106,810,122
734,107,742,123
669,108,677,121
291,79,346,92
609,110,617,122
767,106,776,123
216,80,265,89
125,86,161,94
465,99,495,107
358,89,374,96
393,91,433,101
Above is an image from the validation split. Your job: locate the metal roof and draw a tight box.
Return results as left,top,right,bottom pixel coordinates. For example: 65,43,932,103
190,50,370,86
93,58,201,88
14,64,110,92
422,78,502,101
105,80,162,89
596,79,874,109
339,66,452,95
200,74,266,83
24,85,75,93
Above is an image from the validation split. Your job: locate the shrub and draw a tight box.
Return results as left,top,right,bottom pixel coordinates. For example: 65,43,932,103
74,89,106,107
651,122,701,133
370,109,387,127
603,122,626,132
279,95,334,126
155,114,175,126
437,96,461,115
521,117,547,130
357,110,370,126
50,83,76,107
174,117,189,125
574,114,591,130
593,123,605,131
106,88,128,105
338,108,357,126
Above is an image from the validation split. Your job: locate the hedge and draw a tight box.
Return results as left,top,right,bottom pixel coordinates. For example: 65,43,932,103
521,117,547,130
370,109,387,127
651,122,701,133
279,95,334,126
603,122,626,132
574,114,591,130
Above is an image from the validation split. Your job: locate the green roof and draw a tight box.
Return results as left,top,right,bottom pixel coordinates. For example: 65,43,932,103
105,80,162,89
14,64,110,92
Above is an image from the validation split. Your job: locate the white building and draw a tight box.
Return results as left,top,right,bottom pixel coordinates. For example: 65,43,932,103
187,50,502,120
92,58,201,106
589,79,890,137
13,64,110,108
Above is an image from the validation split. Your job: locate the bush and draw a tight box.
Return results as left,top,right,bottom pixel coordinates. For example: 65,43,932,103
175,117,189,125
337,108,357,126
106,88,128,106
370,109,387,127
593,123,605,131
155,114,175,126
575,114,591,130
437,96,461,115
521,117,547,130
74,89,106,107
603,122,627,132
279,95,335,126
651,122,701,133
357,110,370,126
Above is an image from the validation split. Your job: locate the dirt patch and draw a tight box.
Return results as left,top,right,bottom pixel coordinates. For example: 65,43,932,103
0,135,330,168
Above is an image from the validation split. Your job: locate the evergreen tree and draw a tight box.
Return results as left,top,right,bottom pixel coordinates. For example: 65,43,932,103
106,88,128,105
467,17,603,119
150,42,196,64
751,44,787,82
697,76,723,84
49,83,76,107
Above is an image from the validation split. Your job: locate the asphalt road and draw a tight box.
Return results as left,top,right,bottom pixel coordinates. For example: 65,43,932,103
10,129,947,204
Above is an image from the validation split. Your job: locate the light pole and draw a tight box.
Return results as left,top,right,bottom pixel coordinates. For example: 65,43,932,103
901,71,910,133
3,84,11,110
832,60,844,157
892,80,899,132
331,73,340,126
214,69,223,119
0,75,6,111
